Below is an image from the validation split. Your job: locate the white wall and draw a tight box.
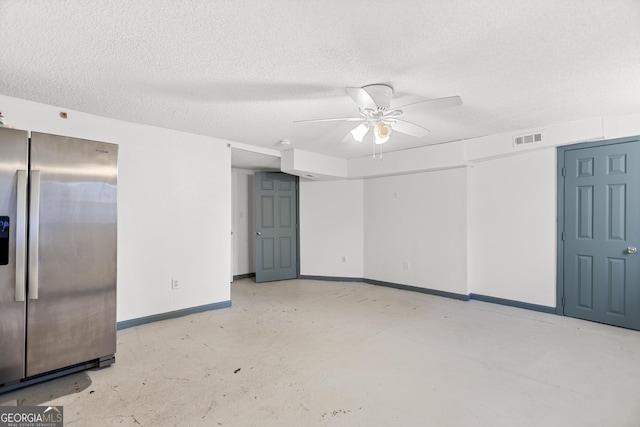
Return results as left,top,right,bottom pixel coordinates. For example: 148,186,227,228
0,94,231,322
6,91,640,316
300,179,364,278
349,141,466,178
299,111,640,309
363,169,468,295
468,150,557,306
231,168,254,276
463,113,640,307
282,149,347,180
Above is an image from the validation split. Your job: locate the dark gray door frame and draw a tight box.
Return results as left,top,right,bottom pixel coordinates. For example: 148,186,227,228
556,134,640,315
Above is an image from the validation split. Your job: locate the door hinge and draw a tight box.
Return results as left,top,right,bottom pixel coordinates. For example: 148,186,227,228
561,167,566,177
561,296,566,306
561,232,565,241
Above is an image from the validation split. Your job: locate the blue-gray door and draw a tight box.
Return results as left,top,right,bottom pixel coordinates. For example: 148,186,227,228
254,172,298,282
562,139,640,329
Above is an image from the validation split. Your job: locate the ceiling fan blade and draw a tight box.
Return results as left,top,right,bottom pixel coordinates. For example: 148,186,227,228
346,87,377,110
391,119,430,137
294,117,363,123
394,95,462,111
341,132,356,144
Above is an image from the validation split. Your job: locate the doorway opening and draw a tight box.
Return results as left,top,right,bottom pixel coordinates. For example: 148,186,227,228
231,149,299,283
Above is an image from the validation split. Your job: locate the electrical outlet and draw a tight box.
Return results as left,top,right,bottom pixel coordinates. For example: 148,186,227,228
403,260,411,270
341,256,347,263
172,279,179,290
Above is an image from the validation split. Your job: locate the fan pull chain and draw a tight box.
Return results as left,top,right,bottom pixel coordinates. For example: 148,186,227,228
372,137,375,159
370,132,385,160
371,138,385,160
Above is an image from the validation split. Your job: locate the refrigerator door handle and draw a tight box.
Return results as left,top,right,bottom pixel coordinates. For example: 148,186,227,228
15,170,27,302
28,170,41,300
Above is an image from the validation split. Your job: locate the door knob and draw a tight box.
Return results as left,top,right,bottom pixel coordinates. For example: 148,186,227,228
256,231,261,236
625,246,637,254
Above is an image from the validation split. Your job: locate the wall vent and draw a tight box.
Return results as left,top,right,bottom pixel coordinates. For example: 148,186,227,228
513,132,543,147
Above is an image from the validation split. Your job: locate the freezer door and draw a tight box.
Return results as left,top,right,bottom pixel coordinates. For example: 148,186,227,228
0,127,29,385
26,133,118,377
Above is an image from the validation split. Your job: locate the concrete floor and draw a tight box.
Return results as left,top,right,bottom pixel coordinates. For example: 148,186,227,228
2,278,640,426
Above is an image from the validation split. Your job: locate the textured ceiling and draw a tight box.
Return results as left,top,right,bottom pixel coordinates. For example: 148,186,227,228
1,0,640,160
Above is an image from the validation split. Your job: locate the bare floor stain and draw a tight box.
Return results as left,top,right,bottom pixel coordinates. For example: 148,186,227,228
0,372,92,406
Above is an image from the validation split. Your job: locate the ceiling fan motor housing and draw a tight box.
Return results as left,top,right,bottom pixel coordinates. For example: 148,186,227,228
363,84,394,110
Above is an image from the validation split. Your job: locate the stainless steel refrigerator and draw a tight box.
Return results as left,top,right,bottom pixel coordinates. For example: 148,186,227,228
0,127,117,392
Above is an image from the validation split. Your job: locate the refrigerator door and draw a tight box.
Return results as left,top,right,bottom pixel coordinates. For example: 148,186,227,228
0,127,29,385
26,133,118,377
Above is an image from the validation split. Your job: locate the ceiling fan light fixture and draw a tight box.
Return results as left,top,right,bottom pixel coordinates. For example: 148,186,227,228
374,121,391,144
374,134,390,145
350,123,369,142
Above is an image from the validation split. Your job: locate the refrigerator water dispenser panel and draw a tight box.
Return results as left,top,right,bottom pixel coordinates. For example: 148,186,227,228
0,216,8,265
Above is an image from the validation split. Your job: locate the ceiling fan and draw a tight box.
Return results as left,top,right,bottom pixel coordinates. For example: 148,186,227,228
294,84,462,155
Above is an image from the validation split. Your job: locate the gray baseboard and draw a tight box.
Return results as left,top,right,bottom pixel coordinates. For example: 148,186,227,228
299,275,468,300
297,275,556,314
469,293,556,314
299,275,364,282
117,300,232,330
363,278,470,301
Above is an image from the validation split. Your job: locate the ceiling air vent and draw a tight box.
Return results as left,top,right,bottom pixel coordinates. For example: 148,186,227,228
513,132,543,147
